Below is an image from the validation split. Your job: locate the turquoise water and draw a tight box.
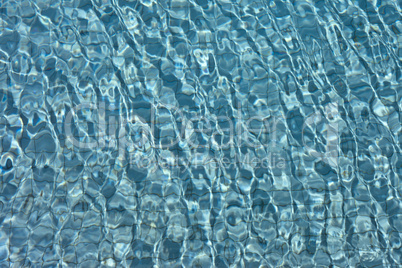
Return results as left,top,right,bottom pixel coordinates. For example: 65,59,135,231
1,0,402,267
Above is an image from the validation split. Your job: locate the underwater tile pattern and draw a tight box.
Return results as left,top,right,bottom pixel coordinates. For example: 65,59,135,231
1,0,402,267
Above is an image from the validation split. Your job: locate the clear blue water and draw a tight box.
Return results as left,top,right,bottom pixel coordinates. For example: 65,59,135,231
0,0,402,267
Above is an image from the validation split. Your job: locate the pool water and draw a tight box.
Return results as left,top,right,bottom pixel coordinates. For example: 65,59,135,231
0,0,402,267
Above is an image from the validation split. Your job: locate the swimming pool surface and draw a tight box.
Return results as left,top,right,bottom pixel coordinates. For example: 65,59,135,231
0,0,402,267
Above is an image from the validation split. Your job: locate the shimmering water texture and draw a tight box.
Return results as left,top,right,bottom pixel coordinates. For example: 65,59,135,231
1,0,402,267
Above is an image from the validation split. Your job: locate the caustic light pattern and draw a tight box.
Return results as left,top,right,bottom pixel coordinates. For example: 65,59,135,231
0,0,402,267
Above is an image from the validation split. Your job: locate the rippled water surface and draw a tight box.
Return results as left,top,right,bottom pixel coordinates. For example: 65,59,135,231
1,0,402,267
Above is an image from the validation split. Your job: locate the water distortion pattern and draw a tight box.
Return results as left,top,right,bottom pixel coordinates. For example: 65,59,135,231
0,0,402,267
